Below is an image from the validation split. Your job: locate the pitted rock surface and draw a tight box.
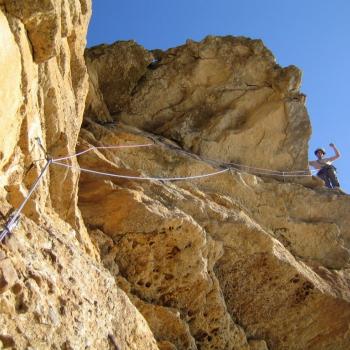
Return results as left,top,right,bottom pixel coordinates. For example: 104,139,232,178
85,36,311,172
1,2,350,350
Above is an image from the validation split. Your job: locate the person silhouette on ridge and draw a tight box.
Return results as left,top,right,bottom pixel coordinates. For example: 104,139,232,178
309,143,340,189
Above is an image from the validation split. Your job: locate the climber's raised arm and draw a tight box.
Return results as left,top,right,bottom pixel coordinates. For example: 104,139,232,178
325,143,340,162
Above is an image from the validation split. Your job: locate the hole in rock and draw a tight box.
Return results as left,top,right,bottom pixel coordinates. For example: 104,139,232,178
164,274,174,280
11,283,22,295
15,298,29,314
0,335,15,347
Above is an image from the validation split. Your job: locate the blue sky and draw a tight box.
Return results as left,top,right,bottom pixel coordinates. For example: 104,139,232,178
87,0,350,191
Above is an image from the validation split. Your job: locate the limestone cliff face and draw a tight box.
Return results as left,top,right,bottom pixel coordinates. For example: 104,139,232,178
0,2,158,349
85,37,310,172
82,38,350,350
1,3,350,350
0,0,91,231
77,122,350,350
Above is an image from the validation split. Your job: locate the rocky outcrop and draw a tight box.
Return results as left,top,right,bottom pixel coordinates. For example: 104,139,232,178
76,120,350,350
0,214,158,349
85,37,311,172
81,37,350,349
0,0,91,231
1,2,350,349
85,41,154,120
0,2,160,349
0,8,22,172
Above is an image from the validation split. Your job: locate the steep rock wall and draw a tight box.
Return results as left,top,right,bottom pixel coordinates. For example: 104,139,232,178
0,0,90,231
1,2,350,349
81,37,350,349
85,37,311,172
0,2,159,349
77,121,350,350
0,213,158,349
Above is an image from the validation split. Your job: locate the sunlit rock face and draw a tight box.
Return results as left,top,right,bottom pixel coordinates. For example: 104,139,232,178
0,215,159,350
0,9,22,171
77,120,350,350
0,2,159,349
1,1,350,348
0,0,92,230
81,36,350,350
85,36,311,173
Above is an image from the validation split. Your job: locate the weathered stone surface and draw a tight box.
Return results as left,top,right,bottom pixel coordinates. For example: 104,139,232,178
78,124,251,349
0,9,22,171
0,258,18,293
248,340,269,350
0,3,161,349
3,0,60,63
85,40,154,117
3,0,89,63
85,36,311,172
0,216,158,349
84,61,112,123
1,1,350,348
77,120,350,349
0,0,91,234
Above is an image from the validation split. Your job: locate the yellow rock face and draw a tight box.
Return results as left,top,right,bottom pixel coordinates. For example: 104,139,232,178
1,2,350,349
0,216,159,350
85,36,311,172
0,9,22,170
0,0,92,228
0,2,159,349
76,121,350,350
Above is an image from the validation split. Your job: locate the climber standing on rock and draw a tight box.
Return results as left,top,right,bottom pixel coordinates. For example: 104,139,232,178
309,143,341,189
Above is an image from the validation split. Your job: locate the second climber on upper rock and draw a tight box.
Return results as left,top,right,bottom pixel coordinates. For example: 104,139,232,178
309,143,341,189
